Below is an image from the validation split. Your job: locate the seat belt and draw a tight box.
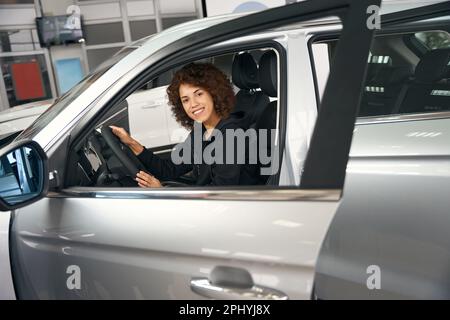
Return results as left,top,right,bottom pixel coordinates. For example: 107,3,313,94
391,83,410,114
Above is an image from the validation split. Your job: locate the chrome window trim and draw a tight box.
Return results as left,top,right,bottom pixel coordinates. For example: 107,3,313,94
153,148,175,155
356,111,450,125
48,188,341,202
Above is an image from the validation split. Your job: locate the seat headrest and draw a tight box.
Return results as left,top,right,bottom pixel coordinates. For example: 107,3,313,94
415,48,450,83
258,50,277,97
232,53,259,90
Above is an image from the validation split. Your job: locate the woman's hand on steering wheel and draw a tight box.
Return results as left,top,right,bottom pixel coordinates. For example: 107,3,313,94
136,171,162,188
109,125,144,155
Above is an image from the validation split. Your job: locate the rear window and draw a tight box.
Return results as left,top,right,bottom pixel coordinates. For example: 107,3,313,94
311,29,450,118
415,31,450,50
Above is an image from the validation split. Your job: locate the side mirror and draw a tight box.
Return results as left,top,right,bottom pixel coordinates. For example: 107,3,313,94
0,140,48,211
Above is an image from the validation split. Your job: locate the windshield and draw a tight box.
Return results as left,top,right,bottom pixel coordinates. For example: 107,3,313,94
18,47,137,139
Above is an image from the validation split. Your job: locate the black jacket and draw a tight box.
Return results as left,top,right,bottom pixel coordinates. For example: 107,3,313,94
137,112,262,186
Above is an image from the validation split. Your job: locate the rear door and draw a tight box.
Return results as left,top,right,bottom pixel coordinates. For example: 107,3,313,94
10,0,380,299
313,2,450,299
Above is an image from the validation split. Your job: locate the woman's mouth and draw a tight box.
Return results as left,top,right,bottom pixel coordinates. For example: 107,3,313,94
192,107,205,116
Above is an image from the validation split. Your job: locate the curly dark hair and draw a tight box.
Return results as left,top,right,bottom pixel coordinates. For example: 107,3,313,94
167,62,236,130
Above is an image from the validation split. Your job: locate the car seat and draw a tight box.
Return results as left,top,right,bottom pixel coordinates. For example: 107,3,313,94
359,56,413,117
231,52,269,128
395,48,450,114
256,50,278,185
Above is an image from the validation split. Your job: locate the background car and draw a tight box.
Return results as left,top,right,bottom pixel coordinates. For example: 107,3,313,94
0,85,189,150
0,99,53,142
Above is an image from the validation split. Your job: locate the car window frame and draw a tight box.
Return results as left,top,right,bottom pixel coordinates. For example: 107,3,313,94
65,39,288,190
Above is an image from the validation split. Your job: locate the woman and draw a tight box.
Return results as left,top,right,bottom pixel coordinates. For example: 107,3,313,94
111,62,260,188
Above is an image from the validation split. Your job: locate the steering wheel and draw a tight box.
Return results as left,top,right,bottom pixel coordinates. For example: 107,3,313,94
100,126,190,188
100,126,147,178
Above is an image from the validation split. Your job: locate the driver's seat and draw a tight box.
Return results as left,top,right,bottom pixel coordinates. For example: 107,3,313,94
232,52,269,128
256,50,278,185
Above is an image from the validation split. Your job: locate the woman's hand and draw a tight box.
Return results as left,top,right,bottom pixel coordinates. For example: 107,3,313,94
109,125,144,155
136,171,162,188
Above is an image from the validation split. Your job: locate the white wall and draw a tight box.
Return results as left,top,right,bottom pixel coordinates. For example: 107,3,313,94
41,0,75,16
0,7,36,26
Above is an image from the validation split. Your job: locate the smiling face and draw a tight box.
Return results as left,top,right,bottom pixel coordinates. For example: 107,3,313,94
179,83,220,128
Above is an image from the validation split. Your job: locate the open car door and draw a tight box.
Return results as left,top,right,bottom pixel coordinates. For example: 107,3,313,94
313,1,450,300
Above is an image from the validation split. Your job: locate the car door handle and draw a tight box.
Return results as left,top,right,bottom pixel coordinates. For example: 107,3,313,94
141,99,166,109
190,266,288,300
141,103,162,109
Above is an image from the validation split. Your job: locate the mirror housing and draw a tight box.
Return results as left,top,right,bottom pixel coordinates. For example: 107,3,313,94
0,139,48,211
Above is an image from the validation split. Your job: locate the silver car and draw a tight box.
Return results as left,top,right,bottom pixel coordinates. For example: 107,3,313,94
0,0,449,300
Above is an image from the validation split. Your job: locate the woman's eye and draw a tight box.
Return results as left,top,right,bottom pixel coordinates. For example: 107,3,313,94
197,91,203,96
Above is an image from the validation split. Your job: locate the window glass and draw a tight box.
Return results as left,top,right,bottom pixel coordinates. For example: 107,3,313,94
130,20,157,41
162,16,196,30
415,31,450,50
87,47,122,71
66,49,281,188
311,29,450,118
84,23,125,46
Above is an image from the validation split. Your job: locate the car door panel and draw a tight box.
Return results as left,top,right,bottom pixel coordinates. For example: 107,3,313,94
314,117,450,299
11,196,339,299
0,212,15,299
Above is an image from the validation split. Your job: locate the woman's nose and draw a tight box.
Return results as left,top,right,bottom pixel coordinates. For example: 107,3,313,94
191,96,200,107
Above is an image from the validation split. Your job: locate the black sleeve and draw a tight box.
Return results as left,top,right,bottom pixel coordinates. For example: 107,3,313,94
137,147,193,180
209,162,241,186
207,126,242,186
